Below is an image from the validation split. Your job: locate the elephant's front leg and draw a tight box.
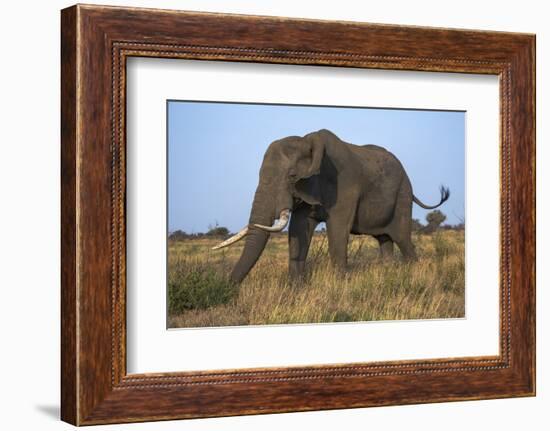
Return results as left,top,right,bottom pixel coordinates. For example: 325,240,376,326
288,205,318,279
326,203,357,270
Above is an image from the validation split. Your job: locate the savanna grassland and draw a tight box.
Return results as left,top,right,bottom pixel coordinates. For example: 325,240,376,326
167,230,465,328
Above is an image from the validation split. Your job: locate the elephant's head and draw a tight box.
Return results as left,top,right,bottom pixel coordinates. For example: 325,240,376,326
213,129,332,283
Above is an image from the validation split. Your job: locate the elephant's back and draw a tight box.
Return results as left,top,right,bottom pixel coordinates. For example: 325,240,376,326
349,143,403,171
360,144,388,152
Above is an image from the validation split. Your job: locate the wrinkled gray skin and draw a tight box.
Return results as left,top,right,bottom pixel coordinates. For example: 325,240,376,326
227,129,450,283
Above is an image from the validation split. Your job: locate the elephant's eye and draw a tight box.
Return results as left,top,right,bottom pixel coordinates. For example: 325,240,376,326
288,172,298,182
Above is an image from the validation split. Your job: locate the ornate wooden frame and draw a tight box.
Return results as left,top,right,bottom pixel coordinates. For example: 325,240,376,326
61,4,535,425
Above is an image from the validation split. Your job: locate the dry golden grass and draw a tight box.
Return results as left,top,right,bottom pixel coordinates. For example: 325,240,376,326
167,230,465,328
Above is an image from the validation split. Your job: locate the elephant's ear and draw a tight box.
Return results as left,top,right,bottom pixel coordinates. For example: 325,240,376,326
303,129,328,177
292,130,331,206
294,175,322,206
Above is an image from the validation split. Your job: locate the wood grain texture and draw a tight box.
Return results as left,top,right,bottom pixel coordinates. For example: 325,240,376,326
60,4,535,425
60,5,78,425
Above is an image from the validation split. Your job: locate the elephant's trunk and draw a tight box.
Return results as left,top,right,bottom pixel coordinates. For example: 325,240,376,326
229,184,277,283
229,227,270,283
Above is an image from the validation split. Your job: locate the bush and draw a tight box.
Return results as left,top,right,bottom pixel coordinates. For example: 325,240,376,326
168,261,238,314
206,226,229,237
421,210,447,234
426,210,446,226
332,310,354,322
168,229,189,241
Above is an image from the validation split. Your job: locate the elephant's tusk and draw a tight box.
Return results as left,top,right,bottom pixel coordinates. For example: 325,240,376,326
211,226,249,250
253,209,290,232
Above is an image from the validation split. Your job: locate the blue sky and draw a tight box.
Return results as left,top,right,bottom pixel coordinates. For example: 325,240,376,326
168,101,465,233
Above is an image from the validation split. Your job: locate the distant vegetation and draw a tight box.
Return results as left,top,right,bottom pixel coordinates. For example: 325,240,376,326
169,222,231,241
170,211,464,241
167,211,464,328
413,210,464,234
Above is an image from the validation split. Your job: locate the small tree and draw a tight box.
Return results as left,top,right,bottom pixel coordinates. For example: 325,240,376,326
206,226,229,237
422,210,447,234
453,212,465,231
169,230,188,241
426,210,446,226
205,221,230,237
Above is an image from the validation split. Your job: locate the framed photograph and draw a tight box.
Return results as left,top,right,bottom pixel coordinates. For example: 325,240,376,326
61,4,535,425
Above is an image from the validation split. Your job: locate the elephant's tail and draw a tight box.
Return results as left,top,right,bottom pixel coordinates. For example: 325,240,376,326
413,185,450,209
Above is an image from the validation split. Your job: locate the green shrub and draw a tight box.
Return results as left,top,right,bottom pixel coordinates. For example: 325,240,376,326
332,310,354,322
168,262,238,314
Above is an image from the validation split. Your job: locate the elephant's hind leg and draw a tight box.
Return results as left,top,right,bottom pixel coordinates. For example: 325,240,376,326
391,216,417,261
389,182,417,262
375,234,394,259
395,238,417,261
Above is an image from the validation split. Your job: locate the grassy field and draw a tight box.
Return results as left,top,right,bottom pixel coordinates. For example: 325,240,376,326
167,230,465,328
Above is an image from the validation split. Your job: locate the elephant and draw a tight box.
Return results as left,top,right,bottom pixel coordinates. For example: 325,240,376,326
213,129,450,283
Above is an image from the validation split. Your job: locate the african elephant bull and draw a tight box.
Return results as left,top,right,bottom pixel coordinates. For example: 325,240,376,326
213,129,449,283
